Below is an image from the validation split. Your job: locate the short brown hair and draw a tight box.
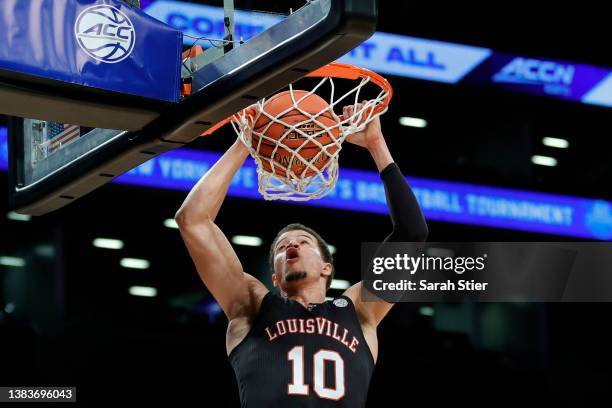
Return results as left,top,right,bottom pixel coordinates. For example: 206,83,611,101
269,223,335,290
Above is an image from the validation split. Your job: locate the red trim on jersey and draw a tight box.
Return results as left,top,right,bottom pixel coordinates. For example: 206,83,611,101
287,346,309,396
312,348,346,401
287,318,298,333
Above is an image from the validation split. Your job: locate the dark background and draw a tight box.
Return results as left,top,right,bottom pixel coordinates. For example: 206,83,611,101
1,0,611,405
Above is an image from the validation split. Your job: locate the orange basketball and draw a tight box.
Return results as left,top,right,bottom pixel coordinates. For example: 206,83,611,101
251,90,340,178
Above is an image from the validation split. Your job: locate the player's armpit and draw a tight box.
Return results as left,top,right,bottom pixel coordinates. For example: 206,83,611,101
176,216,259,320
243,272,269,317
342,282,394,327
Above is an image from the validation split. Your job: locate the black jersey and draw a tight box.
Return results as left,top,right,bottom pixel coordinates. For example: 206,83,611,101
229,292,375,407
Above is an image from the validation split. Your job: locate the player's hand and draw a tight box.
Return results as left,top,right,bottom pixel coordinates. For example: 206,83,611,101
339,101,385,151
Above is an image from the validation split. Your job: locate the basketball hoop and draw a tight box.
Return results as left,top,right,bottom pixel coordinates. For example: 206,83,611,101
203,62,393,201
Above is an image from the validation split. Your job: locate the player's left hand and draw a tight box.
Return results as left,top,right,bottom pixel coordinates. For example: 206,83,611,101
339,101,385,151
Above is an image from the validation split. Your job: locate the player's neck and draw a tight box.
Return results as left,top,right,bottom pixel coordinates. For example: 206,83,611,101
283,285,326,308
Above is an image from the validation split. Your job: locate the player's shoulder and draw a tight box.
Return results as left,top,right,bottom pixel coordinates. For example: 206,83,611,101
341,282,361,306
340,282,376,325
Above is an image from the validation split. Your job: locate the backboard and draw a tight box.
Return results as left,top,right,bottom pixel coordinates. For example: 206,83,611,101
6,0,378,215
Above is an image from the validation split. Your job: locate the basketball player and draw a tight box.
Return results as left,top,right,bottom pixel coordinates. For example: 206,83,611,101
175,103,428,407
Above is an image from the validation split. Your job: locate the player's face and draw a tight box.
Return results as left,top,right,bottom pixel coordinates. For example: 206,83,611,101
272,230,330,290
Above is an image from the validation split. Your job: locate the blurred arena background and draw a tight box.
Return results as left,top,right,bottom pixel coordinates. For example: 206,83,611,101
1,0,611,404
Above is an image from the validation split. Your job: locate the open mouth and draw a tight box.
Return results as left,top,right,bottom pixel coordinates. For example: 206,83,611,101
286,247,299,263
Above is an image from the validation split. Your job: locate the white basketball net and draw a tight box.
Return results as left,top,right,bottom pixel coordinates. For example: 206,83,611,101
230,74,389,201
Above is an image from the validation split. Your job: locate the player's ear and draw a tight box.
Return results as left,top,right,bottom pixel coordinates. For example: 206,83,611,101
271,272,278,287
321,262,333,278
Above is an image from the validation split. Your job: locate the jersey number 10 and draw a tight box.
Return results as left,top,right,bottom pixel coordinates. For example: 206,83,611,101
287,345,345,400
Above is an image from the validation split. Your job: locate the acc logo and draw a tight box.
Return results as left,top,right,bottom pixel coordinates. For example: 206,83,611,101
333,298,348,308
74,5,136,64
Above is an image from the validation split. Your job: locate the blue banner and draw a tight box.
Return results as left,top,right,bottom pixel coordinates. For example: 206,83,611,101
463,53,611,103
0,127,7,170
339,33,491,84
0,0,182,102
143,0,612,108
117,149,612,241
4,128,609,240
145,1,279,46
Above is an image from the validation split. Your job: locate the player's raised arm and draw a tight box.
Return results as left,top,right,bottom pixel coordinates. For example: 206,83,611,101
175,136,266,320
341,103,429,326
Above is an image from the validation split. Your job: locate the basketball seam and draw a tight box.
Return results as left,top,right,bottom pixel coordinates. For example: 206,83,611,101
257,144,339,152
254,113,337,130
252,114,339,149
